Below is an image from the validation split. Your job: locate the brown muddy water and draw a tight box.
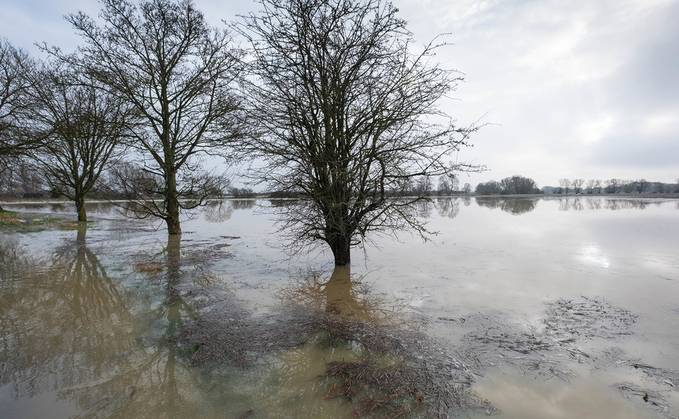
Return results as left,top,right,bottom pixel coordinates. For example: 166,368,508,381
1,197,678,418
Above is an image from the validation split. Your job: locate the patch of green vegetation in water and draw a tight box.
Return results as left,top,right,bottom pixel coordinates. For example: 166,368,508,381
0,209,70,232
177,343,202,358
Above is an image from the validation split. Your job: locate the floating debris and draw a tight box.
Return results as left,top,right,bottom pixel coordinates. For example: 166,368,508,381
615,382,677,419
543,296,637,340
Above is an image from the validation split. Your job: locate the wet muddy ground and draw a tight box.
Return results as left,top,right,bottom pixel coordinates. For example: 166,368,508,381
1,197,678,418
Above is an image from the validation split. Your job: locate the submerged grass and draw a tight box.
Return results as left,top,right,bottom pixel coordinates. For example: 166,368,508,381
0,208,74,232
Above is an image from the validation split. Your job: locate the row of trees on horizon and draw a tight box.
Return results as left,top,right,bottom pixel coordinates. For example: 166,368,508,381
476,176,679,196
545,178,679,195
3,160,677,200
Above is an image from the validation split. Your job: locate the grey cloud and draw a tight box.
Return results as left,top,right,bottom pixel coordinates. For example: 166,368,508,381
604,2,679,112
589,132,679,169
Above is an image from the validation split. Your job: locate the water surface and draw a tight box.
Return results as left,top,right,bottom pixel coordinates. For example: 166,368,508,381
1,197,678,418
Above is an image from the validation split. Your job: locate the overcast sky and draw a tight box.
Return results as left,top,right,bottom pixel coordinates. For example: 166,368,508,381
2,0,677,188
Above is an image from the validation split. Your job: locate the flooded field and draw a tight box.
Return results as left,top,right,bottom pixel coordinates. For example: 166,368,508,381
1,197,678,418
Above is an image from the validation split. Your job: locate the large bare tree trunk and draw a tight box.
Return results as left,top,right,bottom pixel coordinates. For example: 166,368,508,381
165,171,181,235
76,196,87,222
329,234,351,266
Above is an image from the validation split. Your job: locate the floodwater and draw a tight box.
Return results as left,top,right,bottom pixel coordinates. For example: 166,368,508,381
1,197,678,418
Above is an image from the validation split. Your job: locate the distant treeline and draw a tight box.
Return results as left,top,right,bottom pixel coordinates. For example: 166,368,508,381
473,175,679,196
542,178,679,195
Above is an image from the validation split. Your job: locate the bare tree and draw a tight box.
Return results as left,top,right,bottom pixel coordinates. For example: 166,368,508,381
105,161,161,202
414,176,433,196
604,178,620,194
60,0,245,234
0,40,38,171
572,178,584,194
622,180,635,194
0,157,46,197
558,178,570,194
437,176,450,196
104,159,227,218
27,60,135,221
585,179,595,194
463,182,472,194
635,178,649,194
239,0,481,265
451,176,460,193
593,179,602,194
437,174,459,195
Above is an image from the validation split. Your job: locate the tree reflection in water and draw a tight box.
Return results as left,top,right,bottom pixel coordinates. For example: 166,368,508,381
1,223,491,418
59,233,216,418
0,227,225,419
231,199,256,211
474,196,666,214
586,198,602,210
202,199,257,224
269,268,487,417
413,199,433,219
557,197,584,211
277,267,394,323
475,197,538,215
0,226,133,399
604,199,648,210
554,198,654,211
202,200,233,223
436,197,460,219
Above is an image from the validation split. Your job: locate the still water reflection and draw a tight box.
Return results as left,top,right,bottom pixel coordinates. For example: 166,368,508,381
1,197,678,418
0,225,234,418
475,197,539,214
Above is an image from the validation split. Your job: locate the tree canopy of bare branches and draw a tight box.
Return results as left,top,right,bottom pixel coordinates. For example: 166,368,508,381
635,178,649,194
571,178,584,194
27,60,135,221
239,0,481,265
558,178,571,194
604,179,620,194
61,0,245,234
437,174,459,195
0,39,38,167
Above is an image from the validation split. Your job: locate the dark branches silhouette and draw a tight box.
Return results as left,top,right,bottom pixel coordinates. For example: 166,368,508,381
59,0,246,233
28,60,135,221
239,0,482,265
